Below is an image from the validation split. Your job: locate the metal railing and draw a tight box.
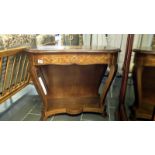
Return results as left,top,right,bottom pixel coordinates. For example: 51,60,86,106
0,47,30,104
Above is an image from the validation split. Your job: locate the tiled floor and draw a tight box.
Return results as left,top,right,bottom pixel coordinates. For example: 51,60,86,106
0,76,135,121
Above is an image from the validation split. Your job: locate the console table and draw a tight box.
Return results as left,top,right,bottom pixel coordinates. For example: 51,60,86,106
133,48,155,120
27,46,119,120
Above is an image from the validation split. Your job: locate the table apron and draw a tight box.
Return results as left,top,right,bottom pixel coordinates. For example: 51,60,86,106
32,53,115,65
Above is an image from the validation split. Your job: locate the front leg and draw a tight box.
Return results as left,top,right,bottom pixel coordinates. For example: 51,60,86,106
40,110,48,121
100,64,118,116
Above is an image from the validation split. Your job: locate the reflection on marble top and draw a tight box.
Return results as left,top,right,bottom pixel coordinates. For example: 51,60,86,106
133,47,155,54
28,46,120,53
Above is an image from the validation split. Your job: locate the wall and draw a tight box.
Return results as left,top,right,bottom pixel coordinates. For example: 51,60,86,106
105,34,153,74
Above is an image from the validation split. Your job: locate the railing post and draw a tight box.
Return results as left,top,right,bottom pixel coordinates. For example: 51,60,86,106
117,34,134,121
0,47,30,104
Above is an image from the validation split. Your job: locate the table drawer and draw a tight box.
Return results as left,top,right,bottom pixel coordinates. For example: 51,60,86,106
136,55,155,66
33,53,112,65
143,55,155,66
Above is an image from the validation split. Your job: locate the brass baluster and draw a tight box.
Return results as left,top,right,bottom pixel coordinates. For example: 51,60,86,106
19,54,27,83
0,57,3,96
14,54,22,86
26,72,30,82
24,59,29,82
2,56,11,95
9,56,17,90
0,57,2,73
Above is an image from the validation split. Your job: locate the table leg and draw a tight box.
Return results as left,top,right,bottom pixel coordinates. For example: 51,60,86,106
30,66,48,121
40,111,48,121
130,65,143,120
100,64,118,117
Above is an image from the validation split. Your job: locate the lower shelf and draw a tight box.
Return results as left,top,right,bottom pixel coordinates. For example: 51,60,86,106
45,96,103,116
135,103,154,120
142,92,155,106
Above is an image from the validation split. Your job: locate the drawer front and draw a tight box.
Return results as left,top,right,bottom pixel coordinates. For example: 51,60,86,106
33,54,112,65
143,55,155,66
136,54,155,66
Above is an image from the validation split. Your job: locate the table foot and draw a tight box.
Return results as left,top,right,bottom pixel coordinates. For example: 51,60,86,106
102,105,108,117
40,116,48,121
102,111,108,117
40,111,48,121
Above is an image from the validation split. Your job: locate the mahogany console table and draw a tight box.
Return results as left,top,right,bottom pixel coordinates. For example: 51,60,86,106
27,46,120,120
133,48,155,120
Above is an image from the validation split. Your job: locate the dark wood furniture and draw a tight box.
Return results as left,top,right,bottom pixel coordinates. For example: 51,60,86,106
133,48,155,120
27,46,119,120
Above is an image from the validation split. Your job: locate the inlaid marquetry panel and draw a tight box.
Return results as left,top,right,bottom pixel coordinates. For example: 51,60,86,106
34,53,112,65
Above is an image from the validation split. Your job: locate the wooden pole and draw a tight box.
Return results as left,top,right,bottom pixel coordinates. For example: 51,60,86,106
117,34,134,121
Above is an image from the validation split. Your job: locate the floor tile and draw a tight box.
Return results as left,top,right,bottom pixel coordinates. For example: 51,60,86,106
109,107,117,121
0,95,36,121
23,114,41,121
27,84,38,96
107,98,119,108
31,103,42,115
48,116,54,121
53,114,81,121
82,113,109,121
0,110,14,121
